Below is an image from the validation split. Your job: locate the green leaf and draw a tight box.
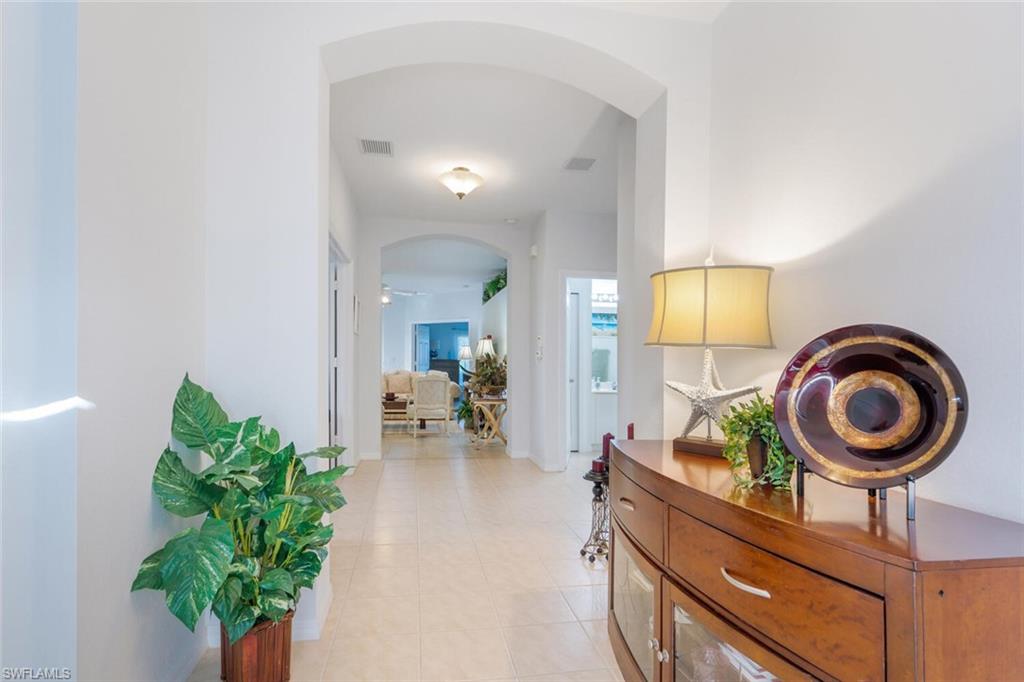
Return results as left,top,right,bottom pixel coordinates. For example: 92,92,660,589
257,589,291,622
212,575,242,619
293,483,346,514
172,374,229,450
158,517,234,632
153,448,222,517
297,446,344,459
286,551,323,590
213,576,259,644
218,489,251,521
131,547,165,591
259,427,281,453
260,568,294,597
300,466,348,489
224,604,260,644
214,417,261,451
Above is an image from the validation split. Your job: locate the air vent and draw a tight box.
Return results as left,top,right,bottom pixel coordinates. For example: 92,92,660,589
564,157,597,171
359,139,393,156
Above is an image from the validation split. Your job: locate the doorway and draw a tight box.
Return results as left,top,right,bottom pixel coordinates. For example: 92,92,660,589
412,321,470,385
566,277,618,456
328,240,349,466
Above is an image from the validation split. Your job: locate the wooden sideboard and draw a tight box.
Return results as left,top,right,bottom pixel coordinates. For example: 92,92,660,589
607,440,1024,682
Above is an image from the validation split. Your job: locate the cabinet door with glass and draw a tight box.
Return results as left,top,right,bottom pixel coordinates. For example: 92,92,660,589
610,521,663,682
661,579,813,682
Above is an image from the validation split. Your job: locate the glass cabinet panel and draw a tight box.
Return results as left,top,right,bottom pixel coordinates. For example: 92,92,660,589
612,531,659,682
666,582,811,682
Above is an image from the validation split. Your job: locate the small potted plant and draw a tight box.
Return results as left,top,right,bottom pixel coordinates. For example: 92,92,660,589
131,375,346,682
456,397,476,433
720,393,796,489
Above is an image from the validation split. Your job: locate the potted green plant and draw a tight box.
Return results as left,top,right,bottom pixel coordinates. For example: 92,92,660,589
468,354,507,398
131,375,346,682
456,397,476,432
719,393,795,490
481,269,507,304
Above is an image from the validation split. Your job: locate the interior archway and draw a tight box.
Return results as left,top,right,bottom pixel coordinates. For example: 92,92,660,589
323,21,668,467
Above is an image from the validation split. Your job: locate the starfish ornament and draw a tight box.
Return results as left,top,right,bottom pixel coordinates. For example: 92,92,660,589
667,348,760,439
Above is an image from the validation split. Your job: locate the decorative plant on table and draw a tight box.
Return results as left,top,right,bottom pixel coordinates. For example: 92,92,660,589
131,375,346,678
720,393,795,490
468,353,507,398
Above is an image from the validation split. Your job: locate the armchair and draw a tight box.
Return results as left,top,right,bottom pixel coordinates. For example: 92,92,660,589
407,374,452,436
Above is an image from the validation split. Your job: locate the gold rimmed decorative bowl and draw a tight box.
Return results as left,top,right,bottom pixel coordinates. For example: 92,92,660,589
774,324,968,489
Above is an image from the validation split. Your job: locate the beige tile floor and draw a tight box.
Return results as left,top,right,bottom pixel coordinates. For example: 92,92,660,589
189,431,620,682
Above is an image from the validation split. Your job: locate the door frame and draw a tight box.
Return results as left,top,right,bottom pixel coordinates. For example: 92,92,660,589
558,270,617,469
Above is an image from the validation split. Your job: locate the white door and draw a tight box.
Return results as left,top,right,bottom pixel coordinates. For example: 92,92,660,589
415,324,431,372
568,292,580,452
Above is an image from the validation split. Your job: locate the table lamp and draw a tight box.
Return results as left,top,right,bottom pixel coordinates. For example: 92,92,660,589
646,259,774,454
475,335,496,358
458,344,474,375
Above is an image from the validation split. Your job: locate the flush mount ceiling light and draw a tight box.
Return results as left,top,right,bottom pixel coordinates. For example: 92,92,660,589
439,166,483,200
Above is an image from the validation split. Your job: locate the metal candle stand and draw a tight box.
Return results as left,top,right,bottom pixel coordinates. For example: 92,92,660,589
580,430,631,563
795,459,917,521
580,469,609,563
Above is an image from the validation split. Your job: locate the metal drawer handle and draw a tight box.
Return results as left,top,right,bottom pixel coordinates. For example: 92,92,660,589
720,567,771,600
618,497,636,511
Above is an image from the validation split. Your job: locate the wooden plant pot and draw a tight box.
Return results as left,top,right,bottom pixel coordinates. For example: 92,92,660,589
220,611,293,682
746,439,767,479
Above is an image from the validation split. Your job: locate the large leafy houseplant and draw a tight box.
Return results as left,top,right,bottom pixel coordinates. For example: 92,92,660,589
131,375,346,644
720,393,795,490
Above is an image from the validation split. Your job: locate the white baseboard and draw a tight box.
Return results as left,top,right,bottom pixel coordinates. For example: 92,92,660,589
508,449,529,459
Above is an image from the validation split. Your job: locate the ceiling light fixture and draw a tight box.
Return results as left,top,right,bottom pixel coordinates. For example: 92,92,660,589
439,166,483,200
504,218,519,224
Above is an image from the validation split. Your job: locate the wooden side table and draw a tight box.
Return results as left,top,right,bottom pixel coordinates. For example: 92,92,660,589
471,399,507,448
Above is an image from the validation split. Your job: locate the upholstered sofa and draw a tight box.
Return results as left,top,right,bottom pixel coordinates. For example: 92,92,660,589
381,369,459,401
381,370,461,428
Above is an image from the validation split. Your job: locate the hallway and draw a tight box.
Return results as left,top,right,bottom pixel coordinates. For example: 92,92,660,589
189,445,620,681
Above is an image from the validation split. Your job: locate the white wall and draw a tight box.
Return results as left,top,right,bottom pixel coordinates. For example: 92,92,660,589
1,2,78,671
481,288,509,358
709,2,1024,522
531,211,617,470
381,290,487,372
76,3,210,679
202,3,716,465
381,297,410,371
357,218,531,459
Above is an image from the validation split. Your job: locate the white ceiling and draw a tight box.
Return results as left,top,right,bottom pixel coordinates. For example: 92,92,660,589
382,238,507,295
586,1,729,23
330,63,627,224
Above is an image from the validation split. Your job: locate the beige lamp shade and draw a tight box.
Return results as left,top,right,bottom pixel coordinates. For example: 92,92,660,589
458,345,473,361
475,336,496,358
646,265,774,348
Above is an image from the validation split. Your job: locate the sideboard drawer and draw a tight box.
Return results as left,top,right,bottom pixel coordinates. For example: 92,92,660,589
668,507,885,681
610,465,665,561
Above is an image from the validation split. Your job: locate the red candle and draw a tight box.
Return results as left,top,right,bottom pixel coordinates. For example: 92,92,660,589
627,422,635,440
602,432,613,459
591,458,606,473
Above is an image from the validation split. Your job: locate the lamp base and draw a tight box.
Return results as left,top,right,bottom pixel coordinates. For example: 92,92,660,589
672,436,725,457
666,347,761,440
